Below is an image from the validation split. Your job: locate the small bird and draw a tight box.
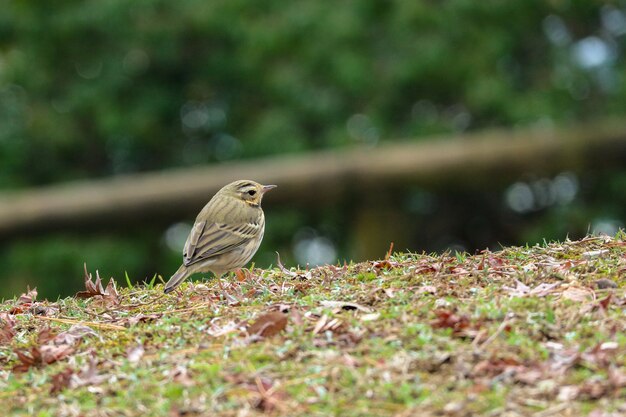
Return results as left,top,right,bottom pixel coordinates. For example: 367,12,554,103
164,180,276,294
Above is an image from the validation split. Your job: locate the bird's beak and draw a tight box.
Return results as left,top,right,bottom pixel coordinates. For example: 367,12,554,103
261,184,277,194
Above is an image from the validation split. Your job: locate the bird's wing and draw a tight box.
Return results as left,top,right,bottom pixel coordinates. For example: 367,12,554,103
183,220,262,266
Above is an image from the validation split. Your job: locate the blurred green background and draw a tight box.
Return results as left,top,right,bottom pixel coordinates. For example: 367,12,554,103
2,0,626,299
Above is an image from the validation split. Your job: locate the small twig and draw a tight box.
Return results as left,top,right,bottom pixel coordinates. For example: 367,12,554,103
120,293,166,309
477,317,514,351
532,403,569,417
34,315,125,331
161,303,213,315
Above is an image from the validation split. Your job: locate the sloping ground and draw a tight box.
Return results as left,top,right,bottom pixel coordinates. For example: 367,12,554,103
1,236,625,416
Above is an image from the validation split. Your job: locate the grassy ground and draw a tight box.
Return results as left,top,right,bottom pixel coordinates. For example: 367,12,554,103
1,236,625,417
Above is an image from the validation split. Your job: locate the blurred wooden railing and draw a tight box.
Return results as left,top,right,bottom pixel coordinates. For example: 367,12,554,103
1,120,626,237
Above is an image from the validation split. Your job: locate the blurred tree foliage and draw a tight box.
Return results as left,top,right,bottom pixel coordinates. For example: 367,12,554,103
1,0,626,297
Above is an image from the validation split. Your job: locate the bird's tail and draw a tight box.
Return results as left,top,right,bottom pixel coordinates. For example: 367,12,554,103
164,265,191,294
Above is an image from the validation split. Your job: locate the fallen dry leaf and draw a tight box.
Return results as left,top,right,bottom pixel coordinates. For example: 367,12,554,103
224,374,289,413
561,286,595,303
431,309,471,334
235,269,248,282
208,319,240,337
415,285,437,295
319,300,373,313
12,324,99,373
72,357,109,387
503,280,559,297
276,253,311,280
37,327,58,344
75,264,119,305
597,294,612,310
13,344,75,373
9,287,38,314
0,313,16,345
372,259,397,270
54,325,99,345
50,367,74,394
122,313,161,326
247,312,287,337
18,287,37,305
311,314,344,335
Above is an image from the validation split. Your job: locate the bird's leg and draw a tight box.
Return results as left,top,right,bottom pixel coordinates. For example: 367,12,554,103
217,274,225,293
217,273,238,304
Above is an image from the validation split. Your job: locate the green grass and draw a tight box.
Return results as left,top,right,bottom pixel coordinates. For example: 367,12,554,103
1,236,625,416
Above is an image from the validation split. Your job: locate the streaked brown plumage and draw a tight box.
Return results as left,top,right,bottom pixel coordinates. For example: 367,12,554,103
164,180,276,294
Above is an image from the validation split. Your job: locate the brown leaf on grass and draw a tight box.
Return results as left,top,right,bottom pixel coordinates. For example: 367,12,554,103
12,348,39,372
478,252,506,270
37,327,58,344
503,280,559,297
28,304,58,316
319,300,373,313
18,286,37,305
472,356,535,382
579,378,609,400
103,278,119,303
0,313,16,345
75,264,119,305
251,377,288,413
597,293,612,310
431,309,471,335
9,287,38,314
247,312,287,337
311,314,344,335
327,263,348,280
412,261,439,275
13,344,75,372
561,286,595,303
608,366,626,388
50,367,74,394
581,342,619,368
122,313,161,327
513,367,545,385
72,357,109,387
12,324,98,373
224,374,288,413
372,259,398,270
235,269,248,282
208,319,240,337
276,252,312,280
50,357,109,392
415,285,437,295
53,325,99,345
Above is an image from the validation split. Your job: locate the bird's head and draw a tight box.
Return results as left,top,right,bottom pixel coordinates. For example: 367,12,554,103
221,180,277,207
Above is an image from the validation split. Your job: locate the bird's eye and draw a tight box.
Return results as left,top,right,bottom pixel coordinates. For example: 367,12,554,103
247,190,257,196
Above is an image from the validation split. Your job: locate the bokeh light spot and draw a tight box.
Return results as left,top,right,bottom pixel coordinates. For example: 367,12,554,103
165,222,192,252
571,36,615,69
293,228,337,266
